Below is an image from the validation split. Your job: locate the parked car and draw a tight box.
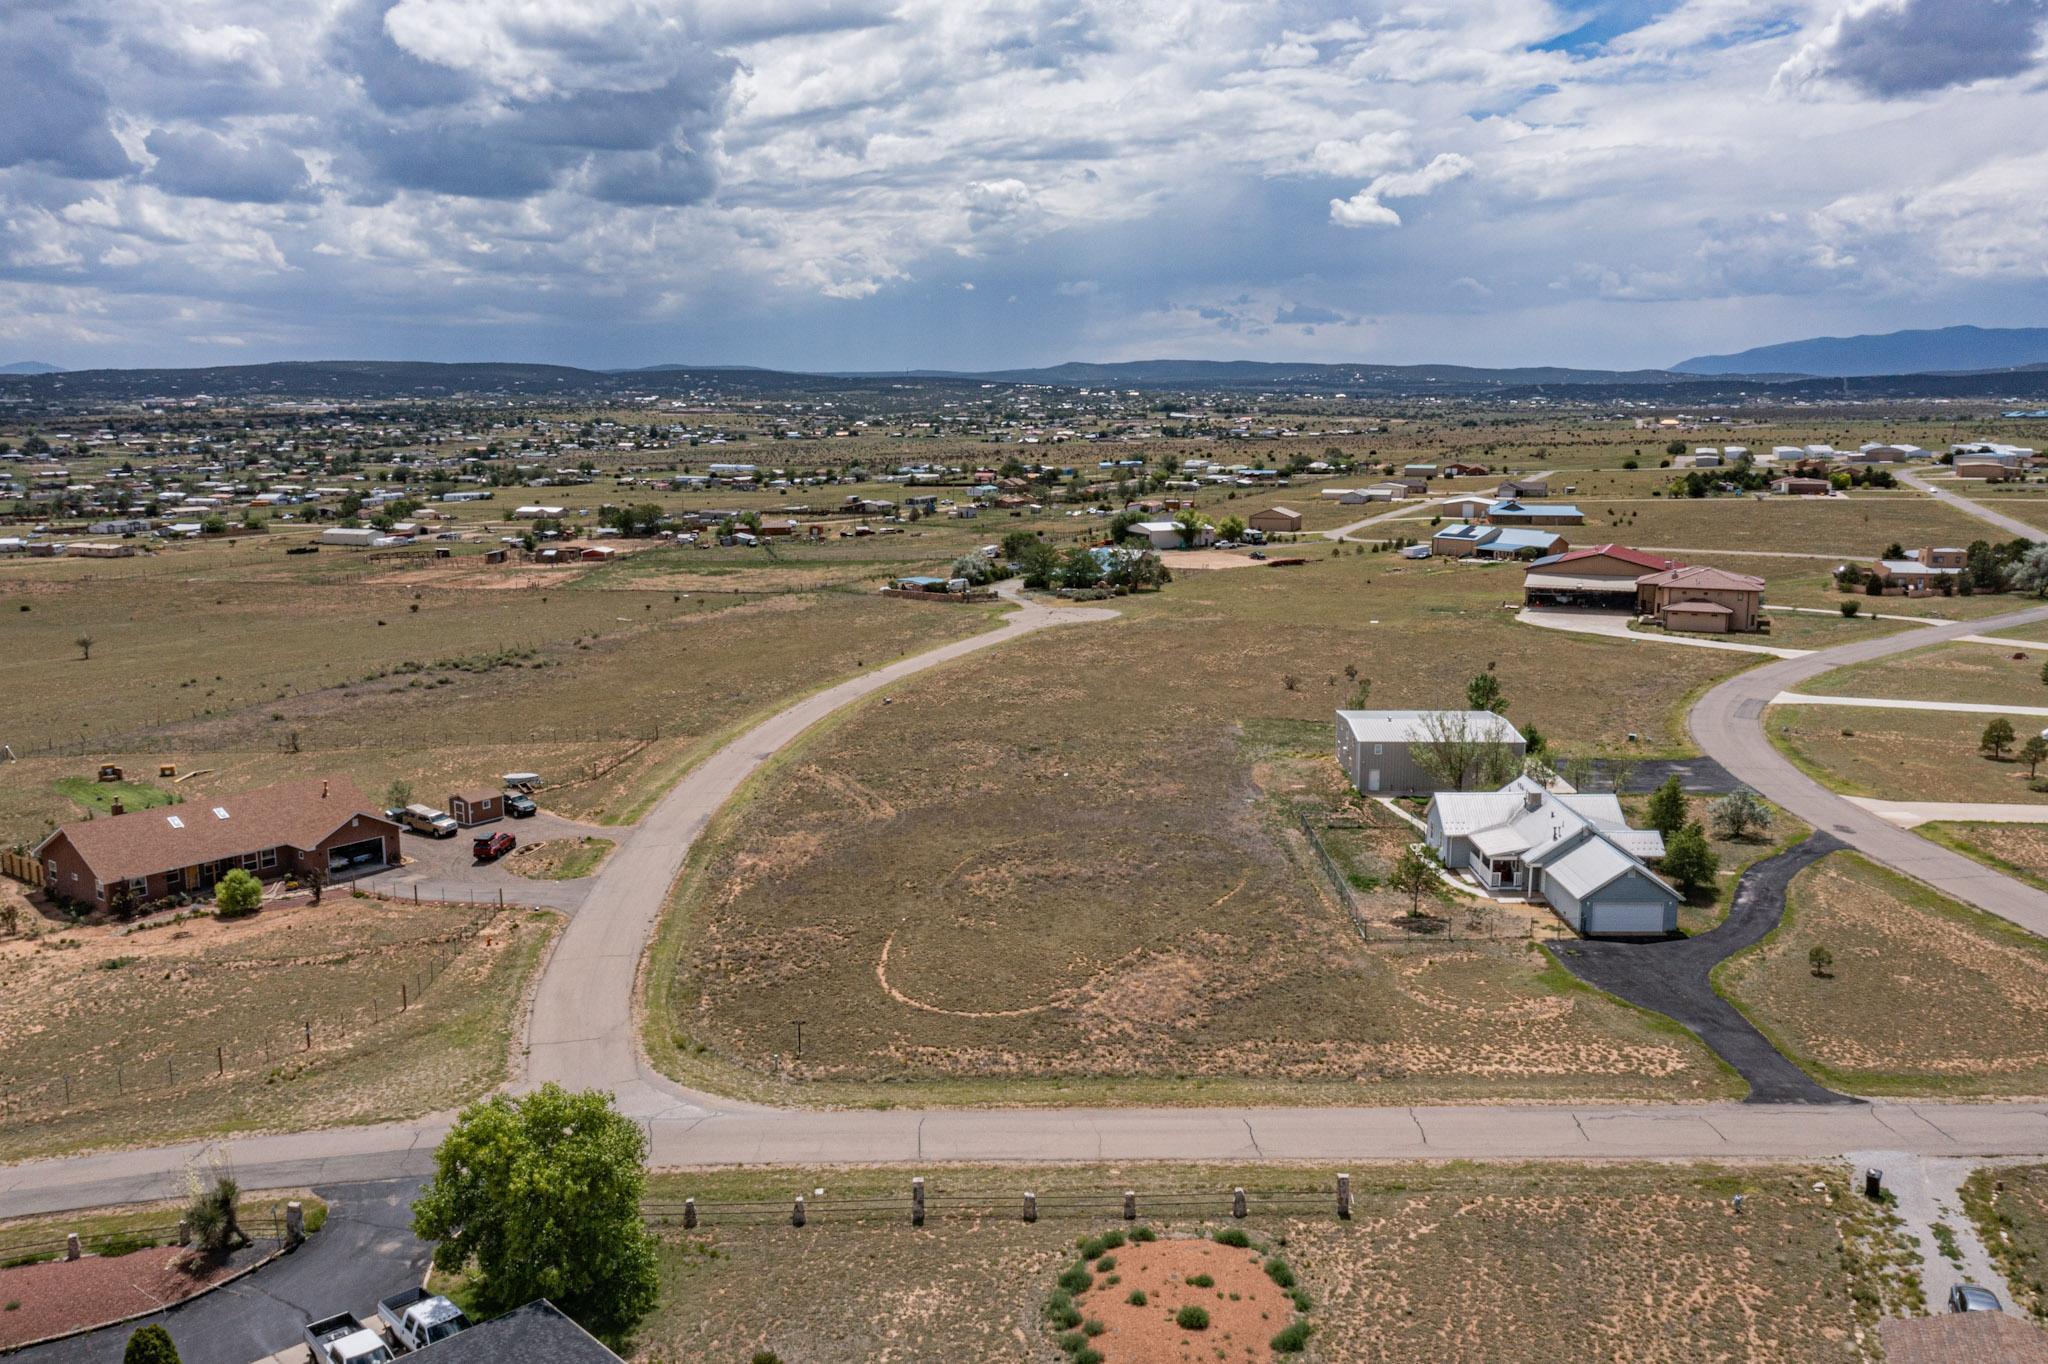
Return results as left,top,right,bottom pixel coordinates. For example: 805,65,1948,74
377,1289,470,1352
472,831,516,862
305,1314,393,1364
401,804,459,838
504,794,538,818
1949,1283,2003,1313
1248,550,1268,560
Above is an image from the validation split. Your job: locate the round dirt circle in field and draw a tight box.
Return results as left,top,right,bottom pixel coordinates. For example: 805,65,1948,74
1075,1235,1291,1363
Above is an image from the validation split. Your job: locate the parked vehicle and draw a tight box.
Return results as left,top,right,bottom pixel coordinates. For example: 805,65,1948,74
401,804,459,838
472,831,516,862
305,1314,394,1364
504,794,537,818
1949,1283,2003,1313
377,1289,471,1352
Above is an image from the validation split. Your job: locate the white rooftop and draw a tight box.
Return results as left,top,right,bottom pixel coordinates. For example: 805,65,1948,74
1336,710,1525,747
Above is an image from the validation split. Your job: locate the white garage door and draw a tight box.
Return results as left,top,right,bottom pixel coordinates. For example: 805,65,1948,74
1590,901,1669,935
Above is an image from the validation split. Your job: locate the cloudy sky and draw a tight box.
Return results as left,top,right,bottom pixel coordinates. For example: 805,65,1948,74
2,0,2045,372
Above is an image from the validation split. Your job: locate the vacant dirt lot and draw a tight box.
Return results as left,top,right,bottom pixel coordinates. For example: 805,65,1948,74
1963,1163,2048,1321
1582,494,1996,557
1770,706,2048,805
0,896,555,1157
635,1163,1900,1363
1718,853,2048,1096
1804,640,2048,706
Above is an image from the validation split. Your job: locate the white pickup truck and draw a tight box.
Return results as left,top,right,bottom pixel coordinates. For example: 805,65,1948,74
304,1314,393,1364
377,1289,471,1352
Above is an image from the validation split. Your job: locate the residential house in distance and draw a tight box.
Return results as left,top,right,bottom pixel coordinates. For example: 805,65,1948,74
1334,709,1526,795
1246,506,1302,534
1438,493,1496,521
1636,564,1767,632
1126,519,1213,550
34,777,400,911
1953,457,2020,481
1868,546,1966,595
1430,523,1570,560
1496,477,1550,498
1427,778,1678,935
1442,461,1490,476
1484,498,1585,527
1522,545,1682,610
1769,476,1831,496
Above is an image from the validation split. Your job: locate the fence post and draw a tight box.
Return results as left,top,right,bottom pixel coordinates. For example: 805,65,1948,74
1233,1187,1247,1219
216,1045,224,1076
303,1021,312,1050
912,1177,925,1227
66,1233,80,1261
792,1195,806,1228
1123,1190,1136,1221
1337,1173,1352,1220
402,982,409,1011
177,1219,190,1247
1023,1192,1037,1223
285,1201,305,1245
683,1198,697,1230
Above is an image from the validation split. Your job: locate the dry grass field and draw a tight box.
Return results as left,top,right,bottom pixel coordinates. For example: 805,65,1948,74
505,836,613,880
1577,494,1998,558
631,1162,1905,1363
1768,706,2048,804
1963,1164,2048,1321
1918,822,2048,894
1802,641,2048,706
1717,854,2048,1097
647,554,1745,1107
0,895,555,1157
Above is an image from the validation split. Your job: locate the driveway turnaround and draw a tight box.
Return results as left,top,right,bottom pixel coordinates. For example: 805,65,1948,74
1690,600,2048,937
1772,691,2048,718
9,1179,428,1364
1546,834,1851,1105
1516,607,1810,658
1582,756,1742,794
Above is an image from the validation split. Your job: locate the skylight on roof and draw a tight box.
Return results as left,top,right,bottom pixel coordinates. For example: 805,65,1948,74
213,807,230,819
166,815,184,828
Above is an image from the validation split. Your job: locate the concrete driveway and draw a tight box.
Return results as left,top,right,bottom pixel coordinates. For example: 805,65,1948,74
1547,833,1852,1105
358,810,617,913
8,1179,429,1364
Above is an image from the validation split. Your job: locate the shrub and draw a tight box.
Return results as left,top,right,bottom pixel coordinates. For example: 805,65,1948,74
91,1232,157,1258
1185,1273,1214,1288
1094,1255,1115,1272
185,1174,247,1257
1264,1258,1298,1289
214,868,263,920
1057,1266,1094,1295
1082,1319,1104,1337
1129,1226,1156,1242
1176,1306,1210,1331
750,1354,782,1364
1272,1320,1315,1353
1075,1351,1103,1364
124,1325,180,1364
1290,1288,1313,1312
1213,1227,1251,1248
1057,1331,1085,1355
1127,1290,1147,1306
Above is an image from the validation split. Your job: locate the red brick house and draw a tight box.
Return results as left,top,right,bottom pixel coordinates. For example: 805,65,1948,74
34,777,400,911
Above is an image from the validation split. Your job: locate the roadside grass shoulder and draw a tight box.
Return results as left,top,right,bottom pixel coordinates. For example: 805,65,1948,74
1915,822,2048,895
1768,705,2048,805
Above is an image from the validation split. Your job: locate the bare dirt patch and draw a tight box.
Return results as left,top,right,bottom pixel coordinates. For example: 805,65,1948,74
1074,1237,1292,1363
1159,550,1267,572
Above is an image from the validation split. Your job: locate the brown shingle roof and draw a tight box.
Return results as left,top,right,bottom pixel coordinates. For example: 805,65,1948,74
1882,1311,2048,1364
37,777,386,881
1636,564,1766,592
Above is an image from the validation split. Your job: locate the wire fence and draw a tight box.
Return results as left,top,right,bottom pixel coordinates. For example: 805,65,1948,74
0,909,500,1124
0,1207,297,1268
643,1177,1360,1230
1295,812,1546,946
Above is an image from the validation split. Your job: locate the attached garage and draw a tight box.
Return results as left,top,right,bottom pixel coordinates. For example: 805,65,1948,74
327,837,388,873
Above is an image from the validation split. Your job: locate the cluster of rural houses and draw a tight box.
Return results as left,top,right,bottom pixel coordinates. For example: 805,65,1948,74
1335,710,1682,936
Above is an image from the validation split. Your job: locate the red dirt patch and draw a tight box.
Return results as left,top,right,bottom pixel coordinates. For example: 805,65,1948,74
0,1248,241,1348
1076,1237,1291,1363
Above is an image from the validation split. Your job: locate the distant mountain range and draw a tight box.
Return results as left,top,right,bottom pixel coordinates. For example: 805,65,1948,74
0,360,60,374
1674,325,2048,378
9,335,2048,403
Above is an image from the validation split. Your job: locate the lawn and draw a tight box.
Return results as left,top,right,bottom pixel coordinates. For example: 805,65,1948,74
0,895,557,1157
1799,640,2048,707
1717,853,2048,1097
1917,822,2048,894
1768,705,2048,804
48,776,177,817
628,1162,1905,1363
1616,792,1811,935
645,553,1742,1108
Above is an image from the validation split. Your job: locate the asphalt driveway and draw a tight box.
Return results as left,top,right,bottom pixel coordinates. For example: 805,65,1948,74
1545,832,1856,1105
9,1179,430,1364
358,811,616,913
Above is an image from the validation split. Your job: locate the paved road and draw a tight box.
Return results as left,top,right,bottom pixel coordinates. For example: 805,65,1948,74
1850,798,2048,828
1689,599,2048,937
1547,834,1851,1105
1579,756,1742,795
1517,606,1810,657
1774,691,2048,717
10,1180,428,1364
1899,468,2047,541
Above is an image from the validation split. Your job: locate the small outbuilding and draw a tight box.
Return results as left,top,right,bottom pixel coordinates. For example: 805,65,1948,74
448,790,504,827
1246,506,1302,534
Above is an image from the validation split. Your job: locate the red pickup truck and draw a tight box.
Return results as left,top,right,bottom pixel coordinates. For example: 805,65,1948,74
472,831,516,862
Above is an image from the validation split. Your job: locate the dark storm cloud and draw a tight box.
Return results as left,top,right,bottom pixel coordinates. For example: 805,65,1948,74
1786,0,2048,97
144,128,313,203
0,11,137,179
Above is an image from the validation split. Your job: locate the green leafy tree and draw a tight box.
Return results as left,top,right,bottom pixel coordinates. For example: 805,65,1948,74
412,1085,659,1341
1171,508,1211,548
1981,716,2018,759
124,1326,180,1364
2023,734,2048,779
2012,544,2048,598
1387,846,1439,916
1014,540,1061,589
214,868,263,919
1660,823,1719,898
1056,547,1104,589
1808,945,1833,979
385,779,414,810
1710,789,1772,841
1348,676,1372,709
949,553,995,586
1464,671,1506,713
1645,775,1689,839
1107,509,1145,542
999,529,1041,561
1664,440,1685,456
